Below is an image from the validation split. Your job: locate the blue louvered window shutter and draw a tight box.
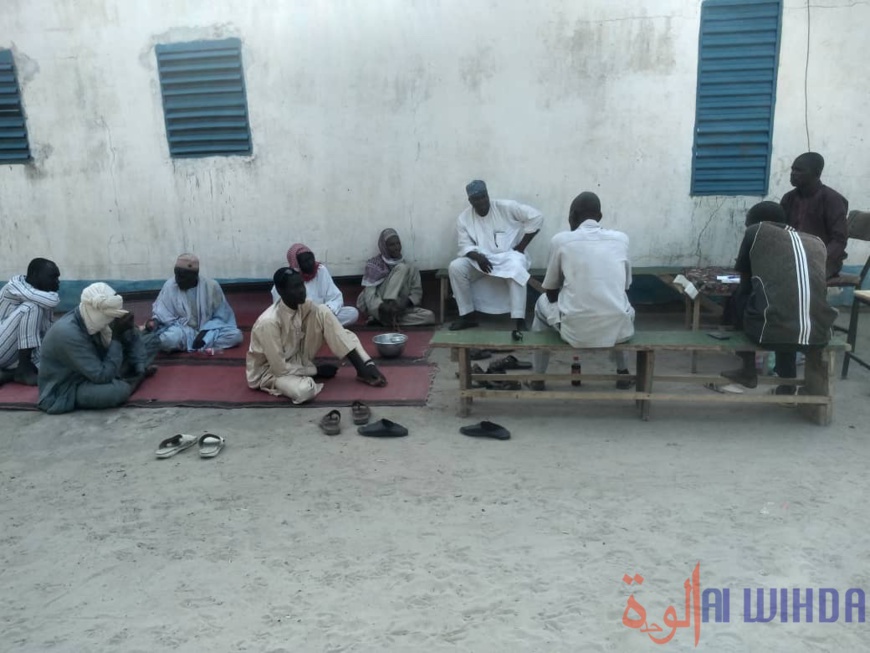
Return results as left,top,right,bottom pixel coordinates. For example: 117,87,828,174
691,0,782,196
0,49,31,164
155,38,252,158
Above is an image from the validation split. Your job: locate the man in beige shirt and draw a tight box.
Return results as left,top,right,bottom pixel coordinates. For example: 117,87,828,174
247,267,386,404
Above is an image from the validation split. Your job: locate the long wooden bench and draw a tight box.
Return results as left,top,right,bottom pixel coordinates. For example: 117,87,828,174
430,329,849,425
434,266,684,324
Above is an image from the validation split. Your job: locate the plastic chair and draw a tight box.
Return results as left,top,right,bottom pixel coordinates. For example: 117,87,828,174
836,211,870,378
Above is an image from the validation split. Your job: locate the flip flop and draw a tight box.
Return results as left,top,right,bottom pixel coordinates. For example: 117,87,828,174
351,401,371,425
460,421,511,440
155,433,198,459
358,418,409,437
319,409,342,435
198,433,225,458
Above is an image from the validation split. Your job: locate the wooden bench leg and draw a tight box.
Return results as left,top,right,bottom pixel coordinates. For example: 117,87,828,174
457,347,472,417
439,276,448,325
690,298,701,374
800,349,834,426
636,350,654,421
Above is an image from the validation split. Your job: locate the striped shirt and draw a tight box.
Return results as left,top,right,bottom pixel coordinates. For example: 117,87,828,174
735,222,836,346
0,275,60,368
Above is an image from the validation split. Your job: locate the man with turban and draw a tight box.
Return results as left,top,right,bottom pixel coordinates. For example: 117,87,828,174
148,253,243,352
270,243,359,326
0,258,61,386
248,267,386,404
448,180,543,340
37,283,157,414
357,229,436,327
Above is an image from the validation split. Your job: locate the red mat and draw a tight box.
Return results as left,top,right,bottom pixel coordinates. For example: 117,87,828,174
0,363,434,410
153,328,433,365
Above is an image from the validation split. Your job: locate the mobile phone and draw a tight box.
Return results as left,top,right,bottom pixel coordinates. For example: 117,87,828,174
707,331,731,340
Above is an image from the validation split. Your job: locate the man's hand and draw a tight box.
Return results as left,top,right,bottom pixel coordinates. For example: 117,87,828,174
468,251,493,274
110,313,135,338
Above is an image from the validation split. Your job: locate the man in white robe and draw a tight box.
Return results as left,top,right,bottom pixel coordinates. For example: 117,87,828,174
149,253,243,353
530,192,635,390
448,180,543,339
270,243,359,326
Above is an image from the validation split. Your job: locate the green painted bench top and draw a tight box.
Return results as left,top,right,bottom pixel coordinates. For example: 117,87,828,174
430,329,849,352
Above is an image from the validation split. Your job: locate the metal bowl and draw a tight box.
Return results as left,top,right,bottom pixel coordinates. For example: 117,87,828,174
373,332,408,358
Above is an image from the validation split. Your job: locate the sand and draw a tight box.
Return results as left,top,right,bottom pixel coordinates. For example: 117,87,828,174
1,314,869,652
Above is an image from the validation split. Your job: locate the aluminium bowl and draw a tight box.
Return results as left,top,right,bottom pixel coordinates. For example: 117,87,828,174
372,332,408,358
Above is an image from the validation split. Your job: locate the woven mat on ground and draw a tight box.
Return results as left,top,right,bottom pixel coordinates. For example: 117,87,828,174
0,363,434,410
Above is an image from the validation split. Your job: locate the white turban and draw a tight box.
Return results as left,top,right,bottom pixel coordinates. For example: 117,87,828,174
79,282,128,345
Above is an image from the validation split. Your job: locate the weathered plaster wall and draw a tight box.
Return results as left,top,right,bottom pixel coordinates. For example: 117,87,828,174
1,0,868,283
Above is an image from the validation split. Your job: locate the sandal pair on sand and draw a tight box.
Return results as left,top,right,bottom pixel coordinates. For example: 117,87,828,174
155,433,225,459
319,400,408,437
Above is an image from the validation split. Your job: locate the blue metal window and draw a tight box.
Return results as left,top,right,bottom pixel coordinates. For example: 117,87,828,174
155,38,252,158
0,49,31,164
691,0,782,196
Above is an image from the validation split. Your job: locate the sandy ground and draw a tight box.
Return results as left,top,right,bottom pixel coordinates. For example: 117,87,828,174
1,311,869,653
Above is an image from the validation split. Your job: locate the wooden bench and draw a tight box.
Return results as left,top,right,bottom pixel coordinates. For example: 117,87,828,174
435,266,684,324
430,329,849,425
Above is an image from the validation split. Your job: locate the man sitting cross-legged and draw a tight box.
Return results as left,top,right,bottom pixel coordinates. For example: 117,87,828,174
530,192,636,390
0,258,61,386
37,283,158,414
721,201,836,394
247,267,387,405
357,228,436,327
148,253,243,353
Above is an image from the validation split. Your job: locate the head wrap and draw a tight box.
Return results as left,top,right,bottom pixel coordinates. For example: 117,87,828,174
466,179,487,198
286,243,321,282
362,228,403,287
79,282,128,346
175,253,200,271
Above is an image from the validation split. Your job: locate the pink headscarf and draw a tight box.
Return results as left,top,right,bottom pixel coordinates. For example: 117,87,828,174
286,243,321,282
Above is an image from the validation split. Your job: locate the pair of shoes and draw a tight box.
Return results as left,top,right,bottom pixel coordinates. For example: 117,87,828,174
319,400,373,436
524,380,546,391
488,354,533,372
460,421,510,440
155,433,224,459
615,369,635,390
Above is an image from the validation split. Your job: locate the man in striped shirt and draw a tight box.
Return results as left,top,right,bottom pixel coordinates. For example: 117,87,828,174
0,258,61,386
722,202,836,394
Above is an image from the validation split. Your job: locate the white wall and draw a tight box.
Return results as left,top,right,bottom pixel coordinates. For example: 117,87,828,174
1,0,868,282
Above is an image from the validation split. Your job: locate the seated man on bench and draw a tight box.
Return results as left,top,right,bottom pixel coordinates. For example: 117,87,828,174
530,192,635,390
448,179,543,340
722,201,837,394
